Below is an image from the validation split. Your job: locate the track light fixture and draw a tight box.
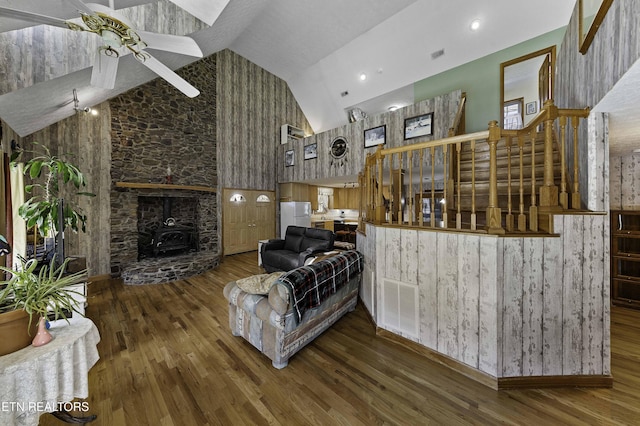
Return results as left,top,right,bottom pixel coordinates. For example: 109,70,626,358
73,88,98,115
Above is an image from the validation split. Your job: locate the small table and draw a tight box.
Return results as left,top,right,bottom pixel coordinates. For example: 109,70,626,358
0,317,101,426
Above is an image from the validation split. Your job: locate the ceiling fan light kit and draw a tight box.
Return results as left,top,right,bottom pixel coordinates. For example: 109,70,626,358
0,0,204,98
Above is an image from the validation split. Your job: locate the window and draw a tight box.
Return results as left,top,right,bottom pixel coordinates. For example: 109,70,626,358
229,193,246,202
256,194,271,203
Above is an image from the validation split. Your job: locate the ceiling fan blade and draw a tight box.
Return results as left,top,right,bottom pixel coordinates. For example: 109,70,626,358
167,0,230,26
137,31,203,58
137,53,200,98
64,0,96,15
90,50,119,90
0,6,71,29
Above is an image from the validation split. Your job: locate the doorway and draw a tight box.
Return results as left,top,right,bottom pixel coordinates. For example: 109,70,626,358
500,45,555,128
222,188,276,255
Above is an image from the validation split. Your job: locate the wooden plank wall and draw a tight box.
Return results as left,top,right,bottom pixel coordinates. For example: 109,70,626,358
278,90,461,183
216,49,311,191
1,107,112,276
610,152,640,209
555,0,640,212
360,215,609,379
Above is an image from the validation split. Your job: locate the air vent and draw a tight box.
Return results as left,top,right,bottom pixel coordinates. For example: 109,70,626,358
431,49,445,60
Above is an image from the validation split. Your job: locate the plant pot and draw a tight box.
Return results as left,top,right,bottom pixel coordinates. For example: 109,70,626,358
0,309,37,356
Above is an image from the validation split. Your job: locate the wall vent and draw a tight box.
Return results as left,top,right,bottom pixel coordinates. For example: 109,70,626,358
431,49,445,60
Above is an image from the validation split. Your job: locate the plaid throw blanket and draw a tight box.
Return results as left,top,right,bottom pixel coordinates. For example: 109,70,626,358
277,250,363,323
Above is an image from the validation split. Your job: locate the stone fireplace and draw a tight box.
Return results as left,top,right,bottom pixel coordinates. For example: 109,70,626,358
111,186,218,285
108,55,218,285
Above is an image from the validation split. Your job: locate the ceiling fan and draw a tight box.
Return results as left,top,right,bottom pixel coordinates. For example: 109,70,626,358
0,0,204,97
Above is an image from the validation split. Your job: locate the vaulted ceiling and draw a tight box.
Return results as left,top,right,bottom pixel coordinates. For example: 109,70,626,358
0,0,575,137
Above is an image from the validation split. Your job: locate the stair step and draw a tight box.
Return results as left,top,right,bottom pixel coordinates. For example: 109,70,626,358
458,163,561,181
459,145,555,164
457,134,547,155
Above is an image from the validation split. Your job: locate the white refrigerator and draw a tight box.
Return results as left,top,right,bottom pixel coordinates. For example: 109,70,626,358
280,202,312,238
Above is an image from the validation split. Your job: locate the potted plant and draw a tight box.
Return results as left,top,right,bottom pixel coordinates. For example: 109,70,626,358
0,257,87,356
12,143,94,266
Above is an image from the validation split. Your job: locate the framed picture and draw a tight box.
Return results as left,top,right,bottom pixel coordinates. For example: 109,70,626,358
284,149,295,167
404,112,433,140
304,143,317,160
526,101,537,115
364,125,386,148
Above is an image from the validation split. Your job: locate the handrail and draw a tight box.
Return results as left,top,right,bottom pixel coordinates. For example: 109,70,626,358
449,93,467,137
360,99,591,235
376,130,490,156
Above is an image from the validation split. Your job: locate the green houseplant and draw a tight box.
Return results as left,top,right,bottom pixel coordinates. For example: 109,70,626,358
0,257,87,355
12,143,94,265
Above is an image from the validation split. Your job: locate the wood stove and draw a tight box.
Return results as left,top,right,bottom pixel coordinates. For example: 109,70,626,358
138,196,198,259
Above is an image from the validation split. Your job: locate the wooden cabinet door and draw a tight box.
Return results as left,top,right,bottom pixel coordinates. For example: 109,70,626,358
308,185,318,211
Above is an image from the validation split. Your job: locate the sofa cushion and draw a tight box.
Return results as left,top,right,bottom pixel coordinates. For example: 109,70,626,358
268,283,290,315
300,227,334,252
262,250,301,272
283,226,305,252
236,272,284,295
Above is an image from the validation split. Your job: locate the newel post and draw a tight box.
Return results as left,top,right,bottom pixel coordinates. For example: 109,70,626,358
539,99,560,210
486,121,505,235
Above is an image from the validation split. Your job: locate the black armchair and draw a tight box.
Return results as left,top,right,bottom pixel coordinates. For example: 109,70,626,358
261,226,335,272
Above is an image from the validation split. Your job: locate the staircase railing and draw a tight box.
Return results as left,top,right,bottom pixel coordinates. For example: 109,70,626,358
360,99,590,235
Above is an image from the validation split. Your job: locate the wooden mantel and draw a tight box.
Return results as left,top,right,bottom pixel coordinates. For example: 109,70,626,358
115,182,216,193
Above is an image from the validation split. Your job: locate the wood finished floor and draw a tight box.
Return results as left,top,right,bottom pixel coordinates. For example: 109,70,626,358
40,251,640,425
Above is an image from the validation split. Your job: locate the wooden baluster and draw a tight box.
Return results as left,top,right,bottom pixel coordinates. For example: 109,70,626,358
518,135,527,231
529,129,538,232
505,136,514,232
388,153,394,223
408,151,413,226
397,154,403,225
357,172,367,228
365,156,371,223
540,100,559,209
431,147,436,228
559,116,568,209
571,116,581,209
470,139,477,231
456,142,462,229
376,150,384,223
486,121,504,234
442,145,448,228
419,149,424,227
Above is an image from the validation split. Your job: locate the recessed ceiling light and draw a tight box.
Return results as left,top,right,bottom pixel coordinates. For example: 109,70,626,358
359,73,367,81
470,19,481,31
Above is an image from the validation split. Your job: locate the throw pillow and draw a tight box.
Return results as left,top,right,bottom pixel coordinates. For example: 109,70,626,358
236,272,284,295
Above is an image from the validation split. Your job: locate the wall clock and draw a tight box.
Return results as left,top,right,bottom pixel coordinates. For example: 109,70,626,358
329,136,348,159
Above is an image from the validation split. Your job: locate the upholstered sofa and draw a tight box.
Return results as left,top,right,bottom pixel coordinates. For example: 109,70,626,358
223,250,363,368
261,226,335,272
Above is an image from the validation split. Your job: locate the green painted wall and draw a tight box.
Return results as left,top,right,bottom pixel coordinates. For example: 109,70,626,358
414,27,567,133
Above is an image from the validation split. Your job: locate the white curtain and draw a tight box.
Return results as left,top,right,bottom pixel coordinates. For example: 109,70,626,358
10,162,26,265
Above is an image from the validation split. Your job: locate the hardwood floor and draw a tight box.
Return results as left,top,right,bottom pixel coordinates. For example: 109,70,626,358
41,252,640,425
